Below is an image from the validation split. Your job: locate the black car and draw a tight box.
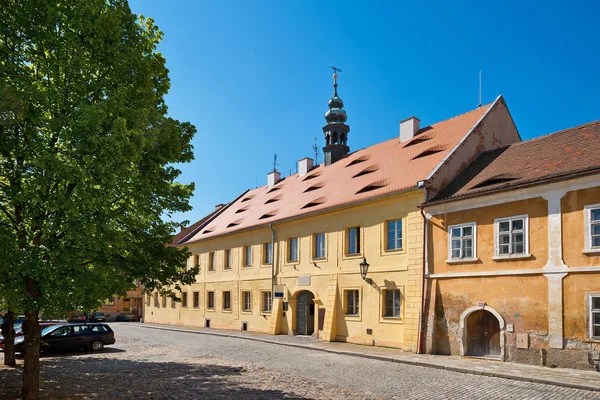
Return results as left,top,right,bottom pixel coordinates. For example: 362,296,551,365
115,313,137,322
14,323,115,353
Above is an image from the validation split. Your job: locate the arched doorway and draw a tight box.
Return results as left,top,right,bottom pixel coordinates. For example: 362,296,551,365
466,310,501,358
295,291,315,335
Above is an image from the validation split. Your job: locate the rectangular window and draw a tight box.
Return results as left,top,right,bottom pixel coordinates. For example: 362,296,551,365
193,291,200,308
243,245,252,267
346,290,360,315
313,233,326,259
262,291,272,313
448,223,476,260
207,291,215,310
146,294,150,306
263,242,273,264
346,227,361,255
224,249,232,270
591,295,600,339
288,237,299,262
585,205,600,250
171,295,176,308
384,289,401,318
242,291,251,312
194,254,200,266
182,292,188,308
386,219,403,250
495,215,528,256
154,292,159,307
223,291,231,310
162,295,167,308
208,252,215,271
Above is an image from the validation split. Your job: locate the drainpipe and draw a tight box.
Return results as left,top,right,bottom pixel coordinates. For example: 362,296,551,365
269,224,276,295
417,182,429,354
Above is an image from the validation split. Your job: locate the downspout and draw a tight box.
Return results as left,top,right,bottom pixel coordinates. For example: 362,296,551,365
417,182,429,354
269,224,276,295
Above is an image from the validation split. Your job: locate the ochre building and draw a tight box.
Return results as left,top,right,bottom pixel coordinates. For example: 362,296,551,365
144,73,520,352
423,121,600,369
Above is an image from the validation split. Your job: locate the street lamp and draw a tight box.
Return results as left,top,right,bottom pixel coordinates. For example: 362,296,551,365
359,257,370,281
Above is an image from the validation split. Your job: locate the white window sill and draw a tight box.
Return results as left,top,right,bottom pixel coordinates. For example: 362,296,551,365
446,258,479,264
582,249,600,255
492,254,532,261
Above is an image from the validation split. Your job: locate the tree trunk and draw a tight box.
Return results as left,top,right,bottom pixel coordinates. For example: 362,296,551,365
1,310,17,366
21,309,41,400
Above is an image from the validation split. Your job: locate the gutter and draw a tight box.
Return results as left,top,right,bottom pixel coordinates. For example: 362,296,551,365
416,181,429,354
269,224,276,296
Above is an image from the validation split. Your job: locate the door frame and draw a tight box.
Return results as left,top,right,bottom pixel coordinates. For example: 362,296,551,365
292,289,316,336
459,305,505,360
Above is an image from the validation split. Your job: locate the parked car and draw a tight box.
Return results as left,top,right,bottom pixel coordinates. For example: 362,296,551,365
68,313,87,323
14,323,116,353
115,313,137,322
0,320,65,349
88,312,106,322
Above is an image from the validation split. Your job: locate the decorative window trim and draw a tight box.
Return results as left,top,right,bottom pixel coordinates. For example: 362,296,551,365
222,290,232,311
312,232,327,260
343,288,361,319
588,292,600,341
287,237,300,263
380,287,403,322
208,252,216,271
384,218,404,252
262,242,273,265
224,249,232,270
493,214,529,259
241,290,252,313
242,245,253,268
584,204,600,252
344,227,362,257
446,222,477,262
261,290,272,314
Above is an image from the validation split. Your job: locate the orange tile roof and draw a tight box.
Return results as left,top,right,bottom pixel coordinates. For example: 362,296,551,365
182,103,493,244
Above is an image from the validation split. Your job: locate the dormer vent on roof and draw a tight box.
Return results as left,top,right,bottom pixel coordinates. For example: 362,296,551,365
352,164,378,178
241,195,254,202
472,175,520,189
356,179,388,194
259,210,278,220
301,196,326,209
298,157,314,176
412,147,446,160
265,195,281,204
404,136,432,147
302,170,322,181
304,183,323,193
267,186,281,194
235,206,248,214
346,154,370,167
227,220,243,228
400,116,420,143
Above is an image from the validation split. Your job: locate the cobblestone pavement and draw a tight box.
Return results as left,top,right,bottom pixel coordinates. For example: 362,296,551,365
1,323,599,399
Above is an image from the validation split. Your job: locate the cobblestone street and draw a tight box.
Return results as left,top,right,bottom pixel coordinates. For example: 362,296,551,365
1,323,600,399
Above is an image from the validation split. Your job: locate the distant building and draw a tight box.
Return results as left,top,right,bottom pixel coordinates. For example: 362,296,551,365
97,284,143,320
423,122,600,370
144,71,520,352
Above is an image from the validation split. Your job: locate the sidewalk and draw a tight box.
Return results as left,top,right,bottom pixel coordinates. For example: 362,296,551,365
138,322,600,392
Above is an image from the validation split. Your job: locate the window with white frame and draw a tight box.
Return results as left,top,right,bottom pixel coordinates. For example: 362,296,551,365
243,245,252,267
262,291,272,313
584,205,600,250
242,291,251,312
346,227,360,255
346,290,360,315
386,219,403,251
263,242,273,264
448,223,476,260
288,237,299,262
313,233,326,259
383,289,401,318
590,295,600,340
495,215,528,256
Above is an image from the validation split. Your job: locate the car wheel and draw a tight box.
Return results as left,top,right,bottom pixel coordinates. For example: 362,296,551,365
90,340,104,351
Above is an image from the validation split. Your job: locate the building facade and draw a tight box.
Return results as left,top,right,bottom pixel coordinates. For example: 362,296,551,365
423,121,600,370
97,285,144,320
144,73,520,352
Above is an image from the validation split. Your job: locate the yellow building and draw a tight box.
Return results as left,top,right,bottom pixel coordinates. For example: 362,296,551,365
145,74,520,351
97,285,144,320
423,121,600,370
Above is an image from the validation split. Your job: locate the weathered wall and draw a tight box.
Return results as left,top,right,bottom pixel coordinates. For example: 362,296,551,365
562,186,600,266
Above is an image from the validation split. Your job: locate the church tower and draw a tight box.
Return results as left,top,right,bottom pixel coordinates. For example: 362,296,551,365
322,68,350,166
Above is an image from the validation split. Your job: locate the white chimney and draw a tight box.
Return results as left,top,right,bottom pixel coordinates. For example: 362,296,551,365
400,116,420,143
298,157,314,176
267,170,281,187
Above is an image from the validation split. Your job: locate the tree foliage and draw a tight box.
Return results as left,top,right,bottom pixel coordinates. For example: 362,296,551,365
0,1,198,397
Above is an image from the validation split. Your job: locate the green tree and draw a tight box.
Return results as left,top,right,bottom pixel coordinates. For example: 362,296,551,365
0,1,198,398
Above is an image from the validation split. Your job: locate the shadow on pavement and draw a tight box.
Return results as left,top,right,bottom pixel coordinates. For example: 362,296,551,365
0,356,310,399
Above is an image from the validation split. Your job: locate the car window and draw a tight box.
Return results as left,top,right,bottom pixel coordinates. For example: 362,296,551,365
90,325,108,332
73,325,90,335
48,326,71,337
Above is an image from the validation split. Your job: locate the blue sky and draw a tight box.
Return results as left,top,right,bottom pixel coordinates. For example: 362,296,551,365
129,0,600,225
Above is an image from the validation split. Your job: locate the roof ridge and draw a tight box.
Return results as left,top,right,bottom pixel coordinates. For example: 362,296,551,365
430,101,494,127
505,119,600,147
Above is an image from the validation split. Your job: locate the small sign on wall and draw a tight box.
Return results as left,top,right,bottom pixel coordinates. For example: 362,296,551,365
298,275,311,286
476,301,485,308
274,284,285,299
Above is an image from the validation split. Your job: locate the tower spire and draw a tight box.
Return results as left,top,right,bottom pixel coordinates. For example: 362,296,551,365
322,66,350,166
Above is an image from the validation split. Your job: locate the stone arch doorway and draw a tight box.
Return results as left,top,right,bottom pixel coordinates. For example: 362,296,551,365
460,306,505,360
295,290,315,335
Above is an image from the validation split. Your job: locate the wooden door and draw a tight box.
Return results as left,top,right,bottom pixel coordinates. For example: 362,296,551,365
467,310,500,357
296,292,308,335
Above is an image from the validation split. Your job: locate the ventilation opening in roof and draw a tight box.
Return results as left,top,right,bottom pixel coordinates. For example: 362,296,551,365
227,221,241,228
412,148,445,160
267,186,281,194
302,171,322,181
259,211,277,220
356,180,388,194
472,175,520,189
235,207,248,214
241,195,254,202
202,229,213,234
346,155,370,167
301,197,326,209
404,136,432,147
265,196,281,204
304,183,323,193
352,165,378,178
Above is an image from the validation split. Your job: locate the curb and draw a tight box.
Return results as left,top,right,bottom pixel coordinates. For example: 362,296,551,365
136,323,600,393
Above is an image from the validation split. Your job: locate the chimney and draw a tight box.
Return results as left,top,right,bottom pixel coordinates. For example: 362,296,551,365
400,116,420,143
215,203,225,211
267,170,281,188
298,157,314,176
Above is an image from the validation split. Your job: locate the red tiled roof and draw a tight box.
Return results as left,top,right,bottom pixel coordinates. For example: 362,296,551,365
182,103,494,244
170,209,219,246
430,120,600,203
